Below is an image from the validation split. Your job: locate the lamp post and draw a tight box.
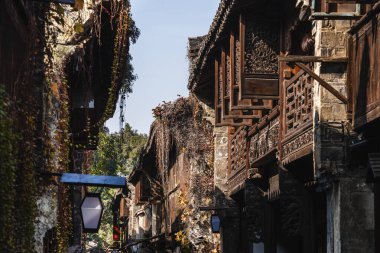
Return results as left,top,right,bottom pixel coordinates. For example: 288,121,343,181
80,193,104,233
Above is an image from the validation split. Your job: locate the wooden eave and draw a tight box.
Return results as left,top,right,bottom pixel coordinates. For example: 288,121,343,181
189,0,272,93
188,0,237,93
128,168,142,185
348,0,380,34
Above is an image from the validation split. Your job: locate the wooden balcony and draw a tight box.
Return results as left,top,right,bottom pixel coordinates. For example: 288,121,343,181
214,14,280,127
280,63,314,164
249,106,280,167
226,62,316,194
227,107,280,195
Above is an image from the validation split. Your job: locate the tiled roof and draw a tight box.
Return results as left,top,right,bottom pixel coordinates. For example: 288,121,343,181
188,0,236,91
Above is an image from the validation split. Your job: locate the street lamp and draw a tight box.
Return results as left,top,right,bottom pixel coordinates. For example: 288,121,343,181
80,193,104,233
210,214,221,233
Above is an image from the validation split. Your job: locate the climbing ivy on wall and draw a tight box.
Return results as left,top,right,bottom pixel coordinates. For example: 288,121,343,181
0,84,18,252
1,0,138,251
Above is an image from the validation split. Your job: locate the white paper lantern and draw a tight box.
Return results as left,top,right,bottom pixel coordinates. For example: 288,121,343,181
80,193,104,233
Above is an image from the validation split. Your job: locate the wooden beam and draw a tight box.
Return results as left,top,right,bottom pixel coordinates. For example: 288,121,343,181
295,62,348,104
348,1,380,34
278,55,348,63
310,12,361,20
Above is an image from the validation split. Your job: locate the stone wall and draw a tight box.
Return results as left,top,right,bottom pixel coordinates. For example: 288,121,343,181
34,186,58,253
213,126,241,253
313,19,375,253
313,20,352,177
214,126,229,206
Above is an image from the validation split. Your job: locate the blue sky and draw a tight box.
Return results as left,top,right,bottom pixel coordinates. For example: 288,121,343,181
105,0,220,134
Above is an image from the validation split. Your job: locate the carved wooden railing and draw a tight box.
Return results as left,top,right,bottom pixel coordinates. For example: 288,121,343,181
281,62,314,164
229,126,248,174
227,126,248,193
227,107,281,194
248,106,280,167
283,66,313,136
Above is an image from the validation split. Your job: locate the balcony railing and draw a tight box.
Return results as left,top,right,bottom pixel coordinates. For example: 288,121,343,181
283,65,314,136
280,62,314,163
229,126,248,174
248,106,280,167
226,55,349,194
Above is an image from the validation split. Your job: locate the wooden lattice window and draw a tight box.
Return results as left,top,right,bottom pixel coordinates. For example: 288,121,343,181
283,66,314,137
135,174,150,204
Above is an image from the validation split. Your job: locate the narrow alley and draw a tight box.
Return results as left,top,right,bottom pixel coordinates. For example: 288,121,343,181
0,0,379,253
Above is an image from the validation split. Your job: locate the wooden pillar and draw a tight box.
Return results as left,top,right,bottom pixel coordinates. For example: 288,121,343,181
264,202,276,253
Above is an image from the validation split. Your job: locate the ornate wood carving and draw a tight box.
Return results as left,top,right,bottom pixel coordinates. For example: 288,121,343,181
226,50,231,97
227,167,247,194
214,26,277,127
218,59,223,104
244,20,280,75
249,115,280,165
229,126,248,174
235,37,241,85
282,128,313,159
280,61,314,163
215,58,223,126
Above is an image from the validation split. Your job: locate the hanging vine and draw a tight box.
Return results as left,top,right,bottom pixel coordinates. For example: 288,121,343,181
150,96,216,252
0,84,18,252
1,0,138,251
102,0,139,128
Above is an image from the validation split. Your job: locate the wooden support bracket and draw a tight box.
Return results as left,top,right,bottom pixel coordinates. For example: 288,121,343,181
310,12,361,20
278,55,348,63
295,62,348,104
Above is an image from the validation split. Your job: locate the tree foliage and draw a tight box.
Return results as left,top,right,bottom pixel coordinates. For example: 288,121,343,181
86,124,147,251
92,124,147,176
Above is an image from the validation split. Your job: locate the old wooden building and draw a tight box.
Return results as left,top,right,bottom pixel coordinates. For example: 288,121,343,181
127,97,216,253
187,0,379,253
124,0,379,252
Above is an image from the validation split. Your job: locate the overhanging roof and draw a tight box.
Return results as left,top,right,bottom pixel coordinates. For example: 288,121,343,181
188,0,308,94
